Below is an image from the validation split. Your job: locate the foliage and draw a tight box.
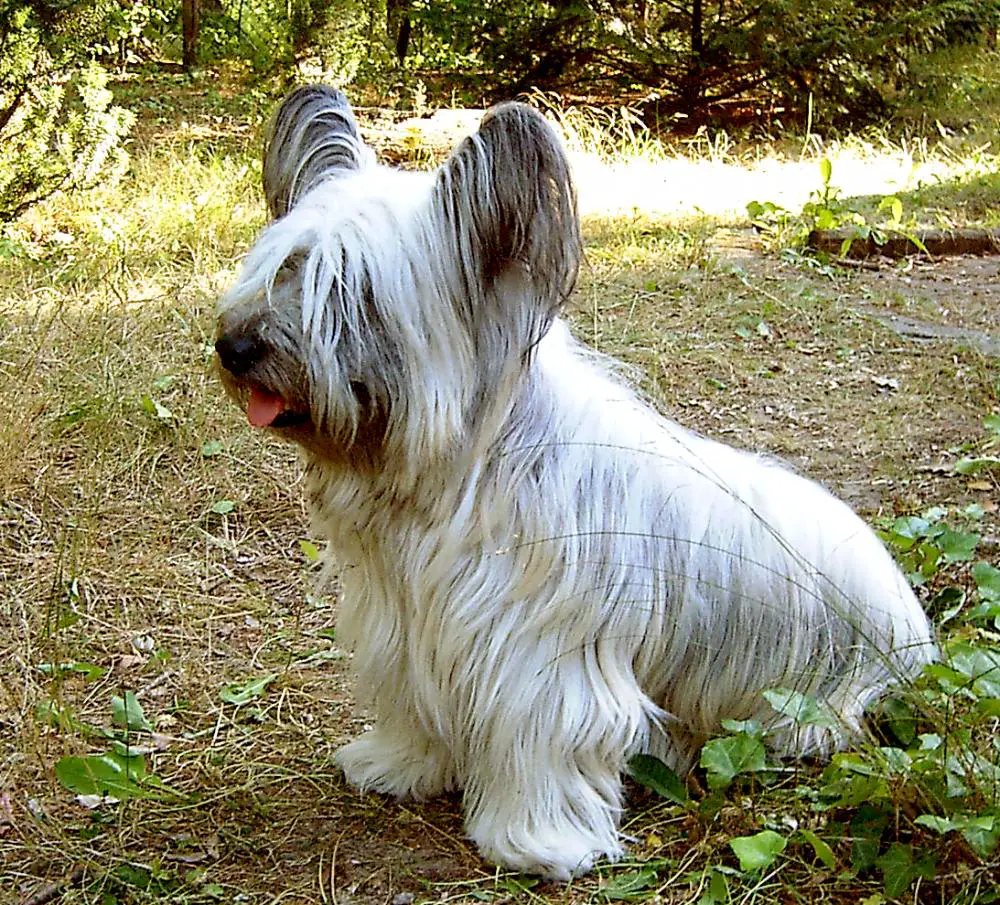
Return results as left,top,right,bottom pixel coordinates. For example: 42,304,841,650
402,0,1000,124
48,690,176,801
748,158,929,257
0,0,133,222
188,0,344,70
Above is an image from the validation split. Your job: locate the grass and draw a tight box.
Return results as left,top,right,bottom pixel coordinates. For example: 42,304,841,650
2,71,1000,904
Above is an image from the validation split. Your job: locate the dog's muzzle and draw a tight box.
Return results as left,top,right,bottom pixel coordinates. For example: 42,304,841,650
215,330,266,378
215,327,311,430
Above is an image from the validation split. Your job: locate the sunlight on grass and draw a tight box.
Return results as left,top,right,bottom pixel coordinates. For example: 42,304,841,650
543,84,1000,224
569,138,998,222
2,145,264,310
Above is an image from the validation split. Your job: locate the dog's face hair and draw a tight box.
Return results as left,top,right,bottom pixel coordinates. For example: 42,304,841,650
216,87,581,471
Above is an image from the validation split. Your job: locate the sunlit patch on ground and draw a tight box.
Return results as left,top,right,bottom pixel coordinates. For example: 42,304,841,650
569,145,994,221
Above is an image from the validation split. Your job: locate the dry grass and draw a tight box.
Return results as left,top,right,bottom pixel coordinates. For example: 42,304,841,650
2,72,999,904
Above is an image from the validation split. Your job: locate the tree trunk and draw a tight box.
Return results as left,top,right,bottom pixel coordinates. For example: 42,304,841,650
387,0,412,62
682,0,704,112
182,0,200,71
395,17,412,62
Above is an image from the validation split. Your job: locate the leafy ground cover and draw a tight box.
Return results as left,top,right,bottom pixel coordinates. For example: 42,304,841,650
1,70,999,904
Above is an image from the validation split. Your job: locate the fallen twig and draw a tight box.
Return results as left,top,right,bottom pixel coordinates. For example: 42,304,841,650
19,867,86,905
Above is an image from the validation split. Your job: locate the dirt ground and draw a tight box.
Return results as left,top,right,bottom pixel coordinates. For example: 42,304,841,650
658,247,1000,511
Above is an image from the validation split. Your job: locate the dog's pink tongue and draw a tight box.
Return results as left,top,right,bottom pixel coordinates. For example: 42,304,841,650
247,388,285,428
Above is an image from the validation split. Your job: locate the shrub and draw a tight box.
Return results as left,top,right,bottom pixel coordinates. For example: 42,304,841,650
0,1,133,222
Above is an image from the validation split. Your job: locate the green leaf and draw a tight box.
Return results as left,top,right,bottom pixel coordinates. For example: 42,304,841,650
935,528,979,562
962,502,987,520
984,414,1000,435
201,439,224,457
973,562,1000,602
954,455,1000,475
878,195,903,224
628,754,689,806
893,515,932,539
35,700,100,737
946,643,1000,698
111,691,152,733
37,661,106,681
730,830,786,872
819,157,832,186
876,843,935,898
140,394,174,421
220,673,278,706
977,698,1000,717
602,868,659,900
815,207,837,230
55,751,151,800
925,662,968,694
798,828,837,869
700,734,766,790
210,499,235,515
719,718,762,736
917,813,999,857
915,814,956,834
498,877,537,895
877,746,911,774
300,539,321,562
958,817,999,858
878,696,917,746
700,867,729,905
116,864,154,888
851,806,888,872
763,688,838,727
931,585,966,626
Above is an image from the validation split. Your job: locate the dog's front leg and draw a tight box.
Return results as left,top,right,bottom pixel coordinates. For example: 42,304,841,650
460,707,627,880
335,710,457,800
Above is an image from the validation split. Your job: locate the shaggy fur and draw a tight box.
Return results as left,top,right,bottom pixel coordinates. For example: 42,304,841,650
215,86,937,879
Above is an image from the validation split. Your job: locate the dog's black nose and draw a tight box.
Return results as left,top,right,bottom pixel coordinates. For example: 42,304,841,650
215,331,265,377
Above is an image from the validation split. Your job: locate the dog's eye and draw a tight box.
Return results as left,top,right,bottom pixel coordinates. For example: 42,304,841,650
349,380,371,408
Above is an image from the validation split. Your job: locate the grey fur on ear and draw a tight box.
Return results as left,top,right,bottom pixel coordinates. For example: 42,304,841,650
263,85,371,218
434,102,582,335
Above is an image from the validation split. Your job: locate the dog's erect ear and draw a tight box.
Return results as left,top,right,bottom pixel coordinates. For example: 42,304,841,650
263,85,369,218
434,103,581,337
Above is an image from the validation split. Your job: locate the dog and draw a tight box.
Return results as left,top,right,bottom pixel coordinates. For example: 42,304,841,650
215,86,937,880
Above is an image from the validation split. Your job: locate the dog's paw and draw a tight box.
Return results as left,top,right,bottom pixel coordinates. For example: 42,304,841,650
335,729,454,800
471,825,624,881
